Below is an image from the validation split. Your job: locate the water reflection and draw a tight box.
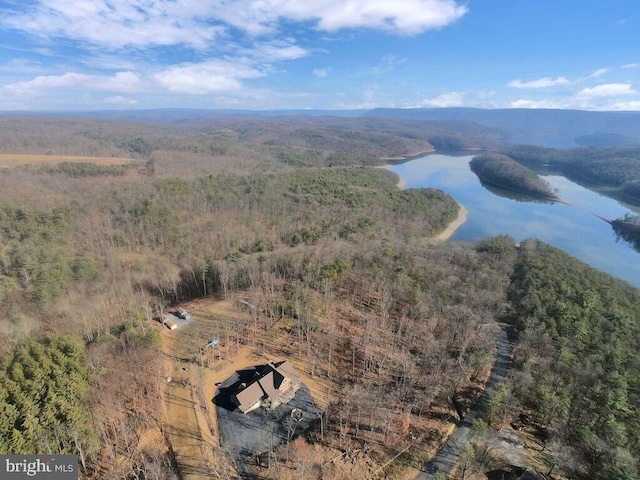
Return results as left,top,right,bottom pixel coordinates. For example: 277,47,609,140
610,217,640,253
478,180,557,205
390,154,640,287
613,228,640,253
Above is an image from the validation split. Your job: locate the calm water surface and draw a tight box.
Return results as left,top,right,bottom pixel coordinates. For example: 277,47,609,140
390,154,640,287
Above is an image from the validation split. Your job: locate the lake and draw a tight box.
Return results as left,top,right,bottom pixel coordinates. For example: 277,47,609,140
390,153,640,288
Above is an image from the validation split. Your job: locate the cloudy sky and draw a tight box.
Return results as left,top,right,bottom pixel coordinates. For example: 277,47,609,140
0,0,639,111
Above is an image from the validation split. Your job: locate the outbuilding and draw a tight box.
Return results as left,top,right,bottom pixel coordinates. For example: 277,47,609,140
164,319,178,330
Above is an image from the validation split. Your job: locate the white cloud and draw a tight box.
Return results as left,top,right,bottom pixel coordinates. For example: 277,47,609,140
215,0,467,36
2,0,222,49
610,101,640,111
154,60,265,94
509,99,563,109
77,53,141,72
0,0,467,109
3,71,141,95
282,0,468,35
508,77,570,88
0,58,43,73
367,55,403,74
0,58,52,81
1,0,468,51
104,96,138,106
576,83,637,98
419,91,464,107
1,0,223,50
621,63,640,70
246,41,309,62
588,68,610,78
313,68,331,77
510,82,640,111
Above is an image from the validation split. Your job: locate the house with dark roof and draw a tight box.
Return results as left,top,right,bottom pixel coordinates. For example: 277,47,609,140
232,361,301,413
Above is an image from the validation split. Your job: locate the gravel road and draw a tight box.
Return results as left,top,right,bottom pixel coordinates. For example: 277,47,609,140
417,327,514,479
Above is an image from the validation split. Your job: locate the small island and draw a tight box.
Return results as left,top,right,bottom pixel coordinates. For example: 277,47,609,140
611,213,640,251
470,153,561,201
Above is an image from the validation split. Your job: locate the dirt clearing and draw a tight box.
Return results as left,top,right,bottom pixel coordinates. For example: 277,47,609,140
158,297,329,479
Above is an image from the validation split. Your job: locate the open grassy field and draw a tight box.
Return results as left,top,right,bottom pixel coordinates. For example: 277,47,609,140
0,154,134,168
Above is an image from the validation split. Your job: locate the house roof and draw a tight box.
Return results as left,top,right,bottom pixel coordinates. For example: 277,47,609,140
257,364,287,388
235,382,264,412
259,371,280,399
232,361,299,412
273,360,299,382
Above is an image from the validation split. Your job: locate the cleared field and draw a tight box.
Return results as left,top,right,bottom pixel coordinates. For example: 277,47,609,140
158,296,333,479
159,298,271,480
0,154,134,168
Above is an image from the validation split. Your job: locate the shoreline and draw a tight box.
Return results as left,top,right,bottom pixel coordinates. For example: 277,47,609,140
377,163,406,189
432,203,468,242
379,149,435,163
380,162,466,239
475,174,566,205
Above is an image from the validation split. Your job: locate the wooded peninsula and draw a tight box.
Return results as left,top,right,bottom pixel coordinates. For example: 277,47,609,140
0,112,639,480
469,153,561,201
501,144,640,206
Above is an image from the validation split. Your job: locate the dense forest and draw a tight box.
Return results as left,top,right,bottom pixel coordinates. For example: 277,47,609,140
502,144,640,205
0,113,639,480
469,153,560,201
504,239,640,480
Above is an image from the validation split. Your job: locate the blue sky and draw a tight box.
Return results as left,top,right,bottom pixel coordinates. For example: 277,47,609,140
0,0,639,111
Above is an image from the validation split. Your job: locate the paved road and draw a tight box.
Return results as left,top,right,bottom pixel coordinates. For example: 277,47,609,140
417,327,514,479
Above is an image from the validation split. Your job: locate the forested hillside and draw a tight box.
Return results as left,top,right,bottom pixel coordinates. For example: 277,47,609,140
504,240,640,480
0,114,638,480
502,144,640,205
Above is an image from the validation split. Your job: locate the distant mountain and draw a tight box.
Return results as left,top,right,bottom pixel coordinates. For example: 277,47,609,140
7,107,640,150
573,133,632,147
365,108,640,148
72,108,365,124
82,107,640,148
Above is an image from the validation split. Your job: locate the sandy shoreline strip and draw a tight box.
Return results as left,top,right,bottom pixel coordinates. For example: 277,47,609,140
377,163,406,189
433,203,468,242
